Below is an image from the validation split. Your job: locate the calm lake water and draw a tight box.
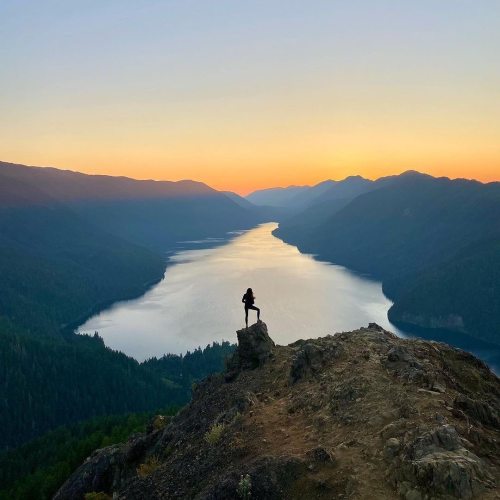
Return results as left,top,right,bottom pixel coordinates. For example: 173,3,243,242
78,223,405,361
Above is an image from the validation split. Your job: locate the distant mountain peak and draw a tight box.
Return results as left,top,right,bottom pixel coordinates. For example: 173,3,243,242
399,169,429,178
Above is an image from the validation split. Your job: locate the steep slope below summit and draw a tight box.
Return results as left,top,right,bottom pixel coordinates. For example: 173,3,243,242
56,322,500,499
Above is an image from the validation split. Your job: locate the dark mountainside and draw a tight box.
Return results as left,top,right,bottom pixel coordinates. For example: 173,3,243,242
275,172,500,346
0,171,165,335
0,327,234,450
56,322,500,499
246,185,310,208
0,161,263,251
0,411,168,500
0,161,262,449
0,343,234,499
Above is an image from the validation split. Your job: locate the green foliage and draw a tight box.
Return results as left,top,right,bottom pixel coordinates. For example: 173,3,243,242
0,164,240,453
0,177,165,336
204,423,226,445
237,474,252,499
0,325,178,449
143,341,236,388
0,410,176,500
151,415,169,431
0,320,235,450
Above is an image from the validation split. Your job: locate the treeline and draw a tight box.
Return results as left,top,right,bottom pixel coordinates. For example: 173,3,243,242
0,324,235,449
143,341,236,387
0,409,177,500
0,327,173,449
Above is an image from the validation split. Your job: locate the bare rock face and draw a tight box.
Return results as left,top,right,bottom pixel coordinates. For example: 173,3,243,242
390,425,494,499
55,323,500,500
453,394,500,428
289,339,342,384
54,430,162,500
233,321,275,370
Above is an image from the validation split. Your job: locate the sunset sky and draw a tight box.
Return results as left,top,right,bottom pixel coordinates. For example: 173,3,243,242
1,1,499,194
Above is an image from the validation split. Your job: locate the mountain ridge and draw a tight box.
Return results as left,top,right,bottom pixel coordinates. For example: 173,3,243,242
0,160,265,449
274,172,500,346
55,321,500,499
0,161,217,201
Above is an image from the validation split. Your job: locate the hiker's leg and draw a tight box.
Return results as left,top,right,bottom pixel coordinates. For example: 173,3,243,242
248,305,260,322
245,307,248,327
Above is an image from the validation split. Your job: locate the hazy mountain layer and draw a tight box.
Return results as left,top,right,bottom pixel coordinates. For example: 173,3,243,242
0,161,264,251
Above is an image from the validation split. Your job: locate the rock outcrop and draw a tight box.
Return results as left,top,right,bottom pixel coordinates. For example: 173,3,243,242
235,321,275,370
55,323,500,499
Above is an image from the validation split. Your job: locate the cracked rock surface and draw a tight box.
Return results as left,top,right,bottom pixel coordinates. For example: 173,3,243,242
55,322,500,499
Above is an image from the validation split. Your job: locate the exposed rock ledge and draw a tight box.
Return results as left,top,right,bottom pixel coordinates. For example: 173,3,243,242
55,322,500,499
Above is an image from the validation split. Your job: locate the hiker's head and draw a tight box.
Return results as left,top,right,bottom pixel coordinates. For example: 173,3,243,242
247,288,253,295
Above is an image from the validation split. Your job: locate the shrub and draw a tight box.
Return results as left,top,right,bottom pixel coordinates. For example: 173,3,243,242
84,493,112,500
237,474,252,499
136,456,161,478
204,423,226,445
152,415,168,431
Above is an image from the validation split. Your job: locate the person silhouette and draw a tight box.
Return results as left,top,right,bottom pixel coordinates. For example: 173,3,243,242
242,287,260,328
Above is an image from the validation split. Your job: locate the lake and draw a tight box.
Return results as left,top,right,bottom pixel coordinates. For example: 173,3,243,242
78,222,500,372
78,222,405,361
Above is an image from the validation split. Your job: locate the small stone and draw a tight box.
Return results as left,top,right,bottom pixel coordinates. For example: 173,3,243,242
435,413,446,424
384,438,401,458
431,381,446,393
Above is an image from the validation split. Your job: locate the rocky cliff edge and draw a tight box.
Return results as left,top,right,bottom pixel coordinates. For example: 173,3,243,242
55,322,500,499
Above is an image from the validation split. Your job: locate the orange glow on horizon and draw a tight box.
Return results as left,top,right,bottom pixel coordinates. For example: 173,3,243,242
3,153,498,196
2,1,499,195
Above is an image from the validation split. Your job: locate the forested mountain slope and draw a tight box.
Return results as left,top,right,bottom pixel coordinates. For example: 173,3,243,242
0,161,250,450
0,171,164,335
275,172,500,344
0,161,263,251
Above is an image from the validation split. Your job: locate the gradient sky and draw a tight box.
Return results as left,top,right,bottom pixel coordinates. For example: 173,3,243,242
1,1,499,193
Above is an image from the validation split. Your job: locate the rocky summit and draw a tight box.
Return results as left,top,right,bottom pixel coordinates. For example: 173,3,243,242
55,322,500,499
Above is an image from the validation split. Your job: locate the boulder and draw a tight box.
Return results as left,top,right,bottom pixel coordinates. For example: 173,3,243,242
234,321,275,371
453,395,500,428
289,340,342,384
54,445,121,500
392,425,493,499
289,343,325,384
384,346,426,382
